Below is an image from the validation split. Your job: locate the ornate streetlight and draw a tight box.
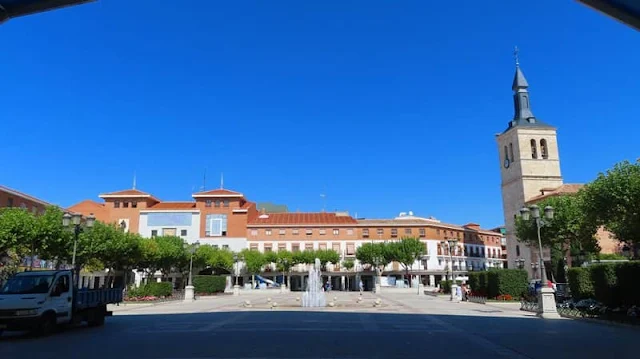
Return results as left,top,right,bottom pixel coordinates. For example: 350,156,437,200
183,241,200,302
62,212,95,285
520,204,560,319
372,255,382,293
440,238,458,301
232,253,241,296
515,258,525,269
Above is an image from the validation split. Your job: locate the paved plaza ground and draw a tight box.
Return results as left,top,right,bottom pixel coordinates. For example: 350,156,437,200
0,289,638,358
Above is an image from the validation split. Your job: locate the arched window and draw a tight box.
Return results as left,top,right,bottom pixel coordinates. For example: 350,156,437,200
540,139,548,159
530,139,538,159
509,143,514,162
516,245,521,257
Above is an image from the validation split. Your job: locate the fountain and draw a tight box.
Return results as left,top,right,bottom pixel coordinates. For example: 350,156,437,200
302,258,326,307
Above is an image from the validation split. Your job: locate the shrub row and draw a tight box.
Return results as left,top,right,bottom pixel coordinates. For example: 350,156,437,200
128,282,173,298
568,262,640,308
439,280,462,294
193,275,226,294
468,269,528,299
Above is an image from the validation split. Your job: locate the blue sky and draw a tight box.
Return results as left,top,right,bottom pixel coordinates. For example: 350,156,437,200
1,0,638,229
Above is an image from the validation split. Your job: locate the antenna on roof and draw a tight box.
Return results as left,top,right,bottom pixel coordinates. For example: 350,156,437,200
132,171,137,190
201,168,207,192
320,193,326,212
220,173,224,189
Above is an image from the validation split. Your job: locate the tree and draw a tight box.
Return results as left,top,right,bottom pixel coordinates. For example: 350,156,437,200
342,259,355,291
154,236,187,277
240,249,265,288
316,249,340,270
356,242,390,268
99,229,143,288
582,160,640,255
388,237,425,287
0,208,36,260
515,193,600,275
276,250,294,287
138,238,161,279
34,206,73,267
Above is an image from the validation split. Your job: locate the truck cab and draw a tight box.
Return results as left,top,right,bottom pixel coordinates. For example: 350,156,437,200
0,270,122,336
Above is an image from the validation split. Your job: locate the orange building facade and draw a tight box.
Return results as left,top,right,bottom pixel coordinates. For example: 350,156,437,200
69,187,505,289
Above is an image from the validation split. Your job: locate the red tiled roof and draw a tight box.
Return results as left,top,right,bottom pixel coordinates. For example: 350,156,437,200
527,183,584,203
0,185,54,207
192,189,243,197
100,189,152,197
147,202,196,210
249,212,357,225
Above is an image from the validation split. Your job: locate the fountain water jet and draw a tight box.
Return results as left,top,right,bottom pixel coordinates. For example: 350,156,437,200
302,258,326,307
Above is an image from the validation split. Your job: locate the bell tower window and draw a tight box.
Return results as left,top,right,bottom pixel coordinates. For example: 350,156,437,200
503,145,509,163
540,139,548,159
530,139,538,159
509,143,514,162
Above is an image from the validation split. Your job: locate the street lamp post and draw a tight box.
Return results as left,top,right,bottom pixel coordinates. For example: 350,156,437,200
372,256,382,293
183,241,200,302
232,253,241,296
62,212,95,286
519,204,560,319
441,238,459,301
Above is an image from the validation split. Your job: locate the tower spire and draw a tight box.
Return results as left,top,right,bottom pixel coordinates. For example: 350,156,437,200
220,173,224,189
511,47,534,123
132,172,137,190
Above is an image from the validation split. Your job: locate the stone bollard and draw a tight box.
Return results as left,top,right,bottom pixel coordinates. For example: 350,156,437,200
271,302,278,309
328,302,335,307
333,296,337,302
267,297,272,303
296,296,300,302
244,300,252,308
373,298,382,307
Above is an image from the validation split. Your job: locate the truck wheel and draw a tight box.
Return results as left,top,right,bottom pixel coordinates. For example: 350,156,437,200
36,313,57,336
88,308,105,327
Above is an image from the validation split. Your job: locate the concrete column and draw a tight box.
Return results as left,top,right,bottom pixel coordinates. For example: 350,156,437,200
341,276,346,291
429,275,435,287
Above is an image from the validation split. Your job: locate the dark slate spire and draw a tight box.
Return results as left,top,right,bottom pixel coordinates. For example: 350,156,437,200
505,47,553,132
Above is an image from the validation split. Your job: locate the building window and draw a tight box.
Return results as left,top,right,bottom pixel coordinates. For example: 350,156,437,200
151,230,158,237
503,145,509,163
215,200,221,208
132,201,138,208
251,229,258,236
436,229,440,235
114,201,120,208
250,243,258,250
205,214,228,237
333,229,339,236
292,244,300,252
509,143,514,162
391,229,398,237
265,229,272,236
530,139,538,159
264,245,272,252
162,228,177,236
205,199,212,207
362,229,369,237
377,228,384,236
292,229,300,235
404,228,412,235
306,229,313,235
540,139,549,159
346,243,355,255
213,245,219,249
223,199,230,207
222,244,229,249
516,245,521,257
332,243,340,252
305,243,314,250
347,229,354,235
123,202,129,208
279,229,286,235
278,243,286,251
419,228,426,237
319,242,327,250
181,229,187,236
319,229,326,235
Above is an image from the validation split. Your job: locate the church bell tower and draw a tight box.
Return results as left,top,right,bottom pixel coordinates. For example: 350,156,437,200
496,49,564,277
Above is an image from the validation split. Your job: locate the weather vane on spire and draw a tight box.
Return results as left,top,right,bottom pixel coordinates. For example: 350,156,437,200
514,46,520,66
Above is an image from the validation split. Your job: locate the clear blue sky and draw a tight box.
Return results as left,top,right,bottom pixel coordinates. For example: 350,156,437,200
1,0,638,229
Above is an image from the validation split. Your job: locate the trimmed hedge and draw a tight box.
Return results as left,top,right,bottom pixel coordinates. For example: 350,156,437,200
486,269,528,298
193,275,226,294
567,262,640,308
468,272,489,296
567,267,594,300
440,280,462,294
129,282,173,298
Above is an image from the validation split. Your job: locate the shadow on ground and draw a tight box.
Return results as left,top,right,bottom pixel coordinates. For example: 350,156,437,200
1,310,638,359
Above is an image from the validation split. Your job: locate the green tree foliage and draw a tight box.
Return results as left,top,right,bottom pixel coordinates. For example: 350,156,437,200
154,236,188,277
276,250,294,273
582,160,640,250
0,207,36,258
240,249,265,288
356,242,390,267
34,207,73,265
315,249,340,269
342,259,355,271
387,237,426,287
195,245,234,273
263,251,278,265
192,275,226,294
